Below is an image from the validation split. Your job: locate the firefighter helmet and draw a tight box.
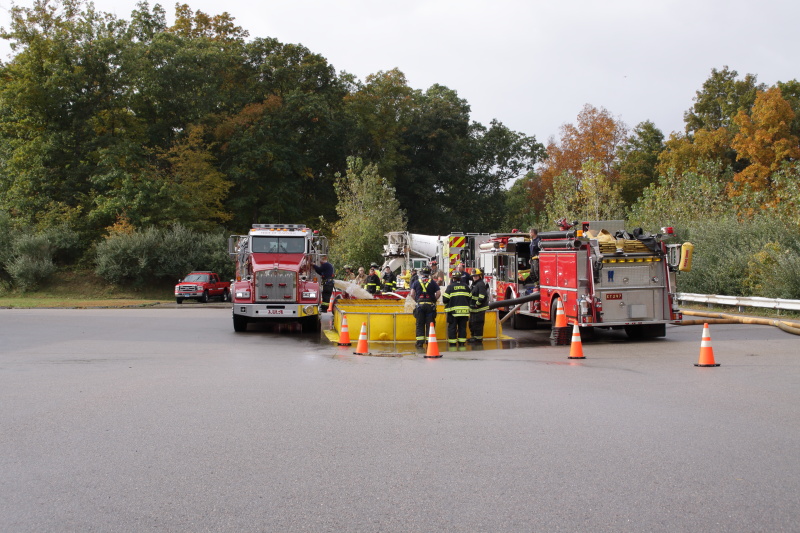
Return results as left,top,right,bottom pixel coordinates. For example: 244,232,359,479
472,268,483,276
451,272,462,280
421,267,432,276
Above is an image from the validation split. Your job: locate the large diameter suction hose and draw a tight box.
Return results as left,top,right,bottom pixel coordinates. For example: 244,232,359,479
681,310,800,336
488,291,540,310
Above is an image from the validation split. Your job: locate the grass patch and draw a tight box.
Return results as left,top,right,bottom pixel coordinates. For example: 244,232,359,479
0,270,175,308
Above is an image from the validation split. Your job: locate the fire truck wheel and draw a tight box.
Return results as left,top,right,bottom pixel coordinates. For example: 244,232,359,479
510,311,534,330
624,324,666,339
176,298,183,304
200,290,209,303
221,289,230,302
233,313,248,332
549,297,560,327
301,316,321,333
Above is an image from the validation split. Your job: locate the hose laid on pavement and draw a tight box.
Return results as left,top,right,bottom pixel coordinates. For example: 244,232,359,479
681,310,800,336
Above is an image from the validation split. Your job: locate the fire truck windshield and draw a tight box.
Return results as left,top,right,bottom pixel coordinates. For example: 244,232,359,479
251,236,306,254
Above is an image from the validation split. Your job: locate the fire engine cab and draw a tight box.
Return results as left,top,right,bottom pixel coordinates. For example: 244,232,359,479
484,221,688,338
228,224,328,332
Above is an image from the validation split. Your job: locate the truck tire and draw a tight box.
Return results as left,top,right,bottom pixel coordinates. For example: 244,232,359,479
201,291,209,303
302,316,321,333
510,310,535,330
549,297,562,328
221,289,230,302
625,324,666,339
176,298,183,304
233,313,248,332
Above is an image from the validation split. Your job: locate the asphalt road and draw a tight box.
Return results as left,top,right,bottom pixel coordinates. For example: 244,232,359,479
1,307,798,532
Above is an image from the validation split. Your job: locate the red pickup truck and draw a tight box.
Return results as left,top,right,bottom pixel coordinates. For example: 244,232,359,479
175,271,230,304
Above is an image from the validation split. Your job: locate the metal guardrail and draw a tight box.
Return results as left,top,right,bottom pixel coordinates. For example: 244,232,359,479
678,293,800,312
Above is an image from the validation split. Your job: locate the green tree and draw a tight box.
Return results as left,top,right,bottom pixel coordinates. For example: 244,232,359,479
329,157,406,270
684,66,764,135
615,121,664,206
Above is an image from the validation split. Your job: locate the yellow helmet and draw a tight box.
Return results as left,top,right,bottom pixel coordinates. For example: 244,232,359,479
472,268,483,276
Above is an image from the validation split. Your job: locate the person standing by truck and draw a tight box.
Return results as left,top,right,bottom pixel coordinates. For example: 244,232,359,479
528,228,541,285
468,268,490,343
409,267,441,348
381,266,397,293
313,255,335,313
365,265,382,295
354,266,367,288
442,272,471,347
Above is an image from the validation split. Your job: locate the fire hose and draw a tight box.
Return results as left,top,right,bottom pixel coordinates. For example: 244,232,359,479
488,292,541,325
680,310,800,336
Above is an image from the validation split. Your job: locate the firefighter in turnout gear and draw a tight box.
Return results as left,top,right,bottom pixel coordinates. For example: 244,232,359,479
381,266,397,293
409,267,441,347
442,272,471,346
468,268,490,343
365,265,382,294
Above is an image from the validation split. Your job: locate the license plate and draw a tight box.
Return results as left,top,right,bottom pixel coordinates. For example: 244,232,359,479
265,309,284,315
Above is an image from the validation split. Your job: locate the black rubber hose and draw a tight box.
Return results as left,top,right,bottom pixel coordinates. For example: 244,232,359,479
488,291,540,310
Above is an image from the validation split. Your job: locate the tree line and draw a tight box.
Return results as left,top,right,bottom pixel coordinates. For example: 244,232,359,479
1,1,799,299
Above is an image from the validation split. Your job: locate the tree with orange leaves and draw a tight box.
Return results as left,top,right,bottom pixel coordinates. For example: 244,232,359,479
730,87,800,198
536,104,628,211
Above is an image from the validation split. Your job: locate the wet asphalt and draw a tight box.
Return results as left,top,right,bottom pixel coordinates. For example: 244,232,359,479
1,307,798,532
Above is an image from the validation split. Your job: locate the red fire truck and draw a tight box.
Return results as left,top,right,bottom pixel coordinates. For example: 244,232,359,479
228,224,328,332
483,221,688,338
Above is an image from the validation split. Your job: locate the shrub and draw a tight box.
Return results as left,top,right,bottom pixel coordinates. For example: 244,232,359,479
0,226,80,292
677,215,800,297
95,225,233,286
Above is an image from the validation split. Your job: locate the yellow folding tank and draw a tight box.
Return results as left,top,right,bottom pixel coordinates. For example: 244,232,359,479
332,299,502,343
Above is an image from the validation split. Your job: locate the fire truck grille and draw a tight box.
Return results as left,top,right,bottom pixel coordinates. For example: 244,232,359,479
255,270,296,301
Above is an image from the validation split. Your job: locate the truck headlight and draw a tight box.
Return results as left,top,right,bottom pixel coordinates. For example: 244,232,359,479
302,291,317,299
235,290,251,298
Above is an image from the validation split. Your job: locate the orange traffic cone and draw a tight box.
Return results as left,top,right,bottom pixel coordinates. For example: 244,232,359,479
424,322,442,358
353,322,371,355
567,324,585,359
695,323,720,367
554,298,568,328
337,312,352,346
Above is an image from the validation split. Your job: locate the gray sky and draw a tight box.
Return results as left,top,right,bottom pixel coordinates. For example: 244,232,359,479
2,0,798,144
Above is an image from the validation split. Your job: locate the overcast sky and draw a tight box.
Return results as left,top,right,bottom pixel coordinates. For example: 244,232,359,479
2,0,798,144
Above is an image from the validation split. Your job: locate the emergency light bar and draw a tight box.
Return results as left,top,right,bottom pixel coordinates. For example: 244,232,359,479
252,224,307,230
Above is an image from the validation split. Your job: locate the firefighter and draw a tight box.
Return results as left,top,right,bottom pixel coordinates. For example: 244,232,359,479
409,268,419,288
468,268,490,343
409,267,441,348
528,227,541,286
343,265,355,282
312,255,335,313
365,265,382,294
381,266,397,293
442,272,471,347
